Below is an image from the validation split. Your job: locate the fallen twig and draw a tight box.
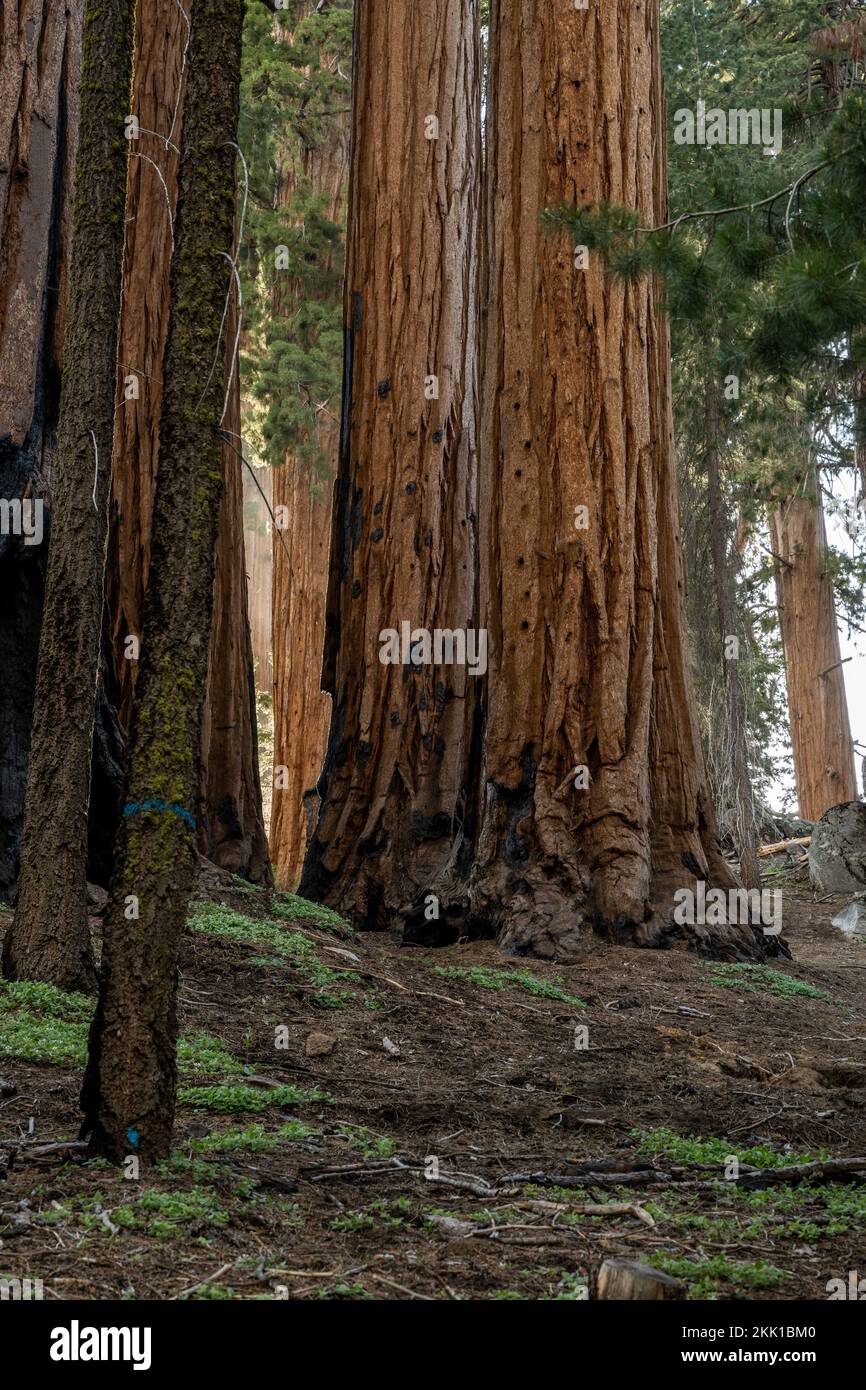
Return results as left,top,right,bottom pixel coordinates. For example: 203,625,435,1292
172,1262,234,1300
510,1198,656,1227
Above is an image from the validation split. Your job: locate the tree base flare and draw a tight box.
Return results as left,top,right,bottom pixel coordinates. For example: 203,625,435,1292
398,866,790,965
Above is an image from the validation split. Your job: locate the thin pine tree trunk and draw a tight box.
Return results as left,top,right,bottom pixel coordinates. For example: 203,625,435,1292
81,0,244,1164
3,0,136,991
705,390,760,890
0,0,83,903
106,0,269,882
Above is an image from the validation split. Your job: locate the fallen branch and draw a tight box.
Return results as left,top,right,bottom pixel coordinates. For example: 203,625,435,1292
0,1139,88,1157
726,1156,866,1188
757,835,811,857
499,1169,671,1189
345,967,465,1007
511,1199,656,1228
172,1262,234,1301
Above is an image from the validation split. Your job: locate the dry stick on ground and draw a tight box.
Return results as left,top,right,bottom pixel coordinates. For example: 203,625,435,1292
337,966,465,1007
172,1263,234,1301
509,1199,656,1228
504,1156,866,1190
757,836,812,857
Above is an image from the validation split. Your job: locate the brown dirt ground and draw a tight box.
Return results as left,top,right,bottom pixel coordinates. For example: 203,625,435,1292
2,861,865,1302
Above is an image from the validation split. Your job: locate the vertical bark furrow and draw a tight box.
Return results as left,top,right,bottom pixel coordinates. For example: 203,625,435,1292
4,0,135,989
771,469,857,821
300,0,481,927
475,0,760,961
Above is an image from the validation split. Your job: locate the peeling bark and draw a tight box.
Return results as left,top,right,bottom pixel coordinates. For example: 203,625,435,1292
300,0,481,925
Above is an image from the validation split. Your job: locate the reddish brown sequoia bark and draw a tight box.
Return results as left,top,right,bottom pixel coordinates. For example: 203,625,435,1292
106,0,269,880
269,24,348,888
271,455,334,888
244,462,272,697
299,0,481,925
771,470,857,821
472,0,762,960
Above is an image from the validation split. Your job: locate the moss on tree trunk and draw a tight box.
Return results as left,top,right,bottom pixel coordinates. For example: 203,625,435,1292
81,0,245,1164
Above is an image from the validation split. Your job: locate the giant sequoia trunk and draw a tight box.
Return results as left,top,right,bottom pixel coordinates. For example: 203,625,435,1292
299,0,481,924
82,0,244,1163
105,0,269,882
4,0,135,991
0,0,82,904
270,62,348,889
472,0,760,960
771,467,857,821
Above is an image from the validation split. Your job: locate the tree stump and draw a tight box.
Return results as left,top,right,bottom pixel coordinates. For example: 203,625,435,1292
595,1259,684,1300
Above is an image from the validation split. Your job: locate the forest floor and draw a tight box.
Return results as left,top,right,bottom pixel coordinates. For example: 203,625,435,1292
1,859,865,1302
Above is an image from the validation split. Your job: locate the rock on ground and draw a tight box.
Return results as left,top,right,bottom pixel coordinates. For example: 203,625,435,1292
808,802,866,894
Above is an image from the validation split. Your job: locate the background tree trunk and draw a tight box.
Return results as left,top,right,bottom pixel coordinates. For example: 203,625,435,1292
199,316,271,881
474,0,757,960
244,463,272,696
0,0,83,903
705,389,761,890
269,66,348,889
105,0,270,882
300,0,481,927
82,0,245,1163
271,456,335,888
771,464,857,821
4,0,135,991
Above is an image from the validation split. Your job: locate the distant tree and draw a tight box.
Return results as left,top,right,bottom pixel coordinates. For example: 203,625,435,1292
239,0,352,887
554,8,866,825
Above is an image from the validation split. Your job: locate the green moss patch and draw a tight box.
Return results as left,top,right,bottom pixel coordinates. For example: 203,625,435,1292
707,963,832,1002
432,963,584,1007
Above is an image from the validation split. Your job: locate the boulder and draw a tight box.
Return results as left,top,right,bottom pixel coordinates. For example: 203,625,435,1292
808,802,866,893
831,896,866,936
